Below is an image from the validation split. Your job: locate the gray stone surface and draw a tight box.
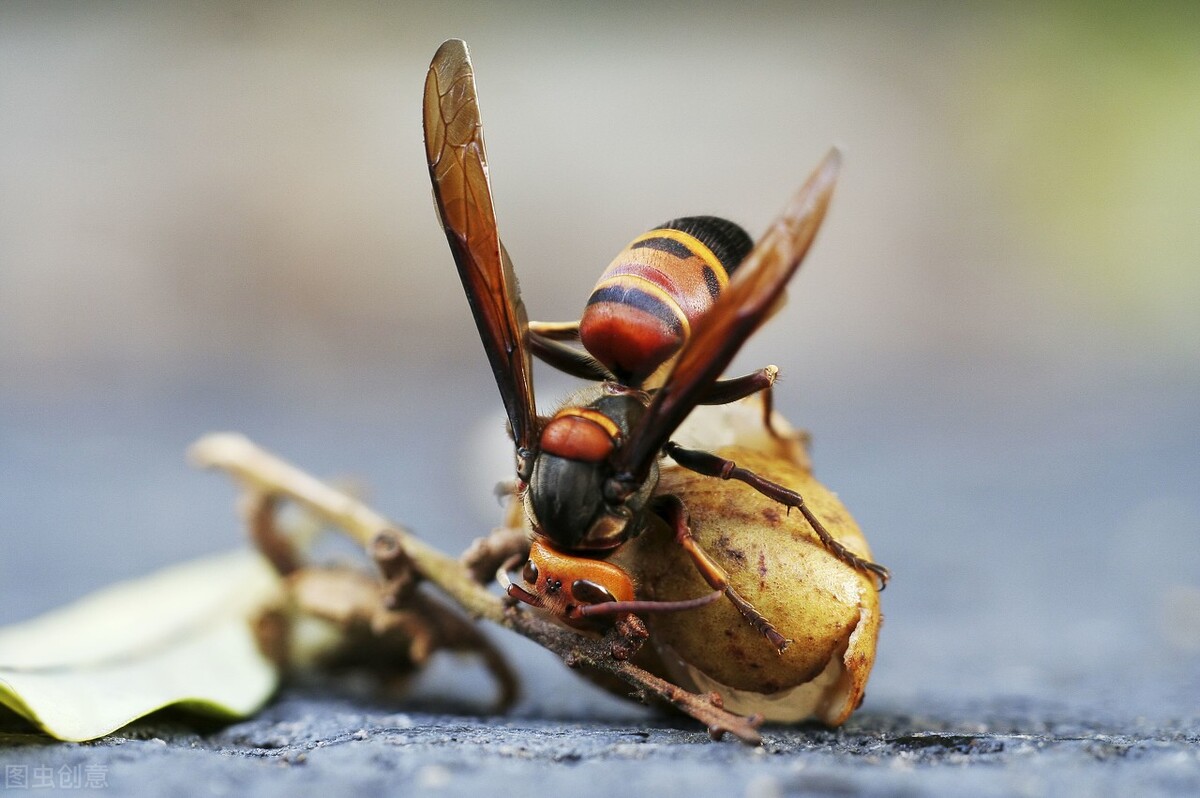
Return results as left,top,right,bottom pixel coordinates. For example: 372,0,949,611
2,690,1198,797
2,360,1198,796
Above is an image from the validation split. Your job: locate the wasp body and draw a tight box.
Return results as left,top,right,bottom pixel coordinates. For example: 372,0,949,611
424,39,887,660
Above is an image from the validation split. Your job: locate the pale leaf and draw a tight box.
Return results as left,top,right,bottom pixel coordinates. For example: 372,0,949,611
0,550,285,742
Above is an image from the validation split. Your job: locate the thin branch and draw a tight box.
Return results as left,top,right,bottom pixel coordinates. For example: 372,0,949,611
189,432,762,744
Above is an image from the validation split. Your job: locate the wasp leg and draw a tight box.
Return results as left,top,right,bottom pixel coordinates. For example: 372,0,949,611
528,318,607,380
663,442,891,590
651,494,792,653
493,479,520,504
528,330,613,382
699,365,777,406
528,319,580,341
693,366,796,441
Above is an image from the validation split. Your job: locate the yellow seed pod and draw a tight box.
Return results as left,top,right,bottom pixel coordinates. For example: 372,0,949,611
611,399,881,725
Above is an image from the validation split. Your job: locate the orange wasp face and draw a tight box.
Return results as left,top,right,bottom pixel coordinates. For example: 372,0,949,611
501,538,636,631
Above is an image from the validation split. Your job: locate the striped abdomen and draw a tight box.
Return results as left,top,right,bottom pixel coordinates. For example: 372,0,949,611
579,216,753,386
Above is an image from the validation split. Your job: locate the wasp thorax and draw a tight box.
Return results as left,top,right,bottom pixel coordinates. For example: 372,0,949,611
539,409,619,463
526,393,655,551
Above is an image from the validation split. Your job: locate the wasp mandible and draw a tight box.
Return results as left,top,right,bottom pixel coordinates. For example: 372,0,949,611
424,39,888,654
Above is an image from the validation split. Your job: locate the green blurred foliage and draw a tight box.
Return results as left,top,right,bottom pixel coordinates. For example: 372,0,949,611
962,3,1200,350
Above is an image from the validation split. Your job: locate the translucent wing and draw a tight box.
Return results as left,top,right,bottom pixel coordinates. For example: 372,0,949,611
612,149,842,482
424,40,538,474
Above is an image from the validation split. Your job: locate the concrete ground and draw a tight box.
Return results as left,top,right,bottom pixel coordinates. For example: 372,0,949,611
2,362,1198,797
2,688,1198,798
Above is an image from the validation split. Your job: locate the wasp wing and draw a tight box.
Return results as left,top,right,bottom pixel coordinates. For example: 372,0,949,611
424,40,539,468
612,149,841,483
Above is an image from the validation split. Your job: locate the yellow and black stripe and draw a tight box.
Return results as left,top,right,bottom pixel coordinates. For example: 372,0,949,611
579,216,753,385
645,216,754,279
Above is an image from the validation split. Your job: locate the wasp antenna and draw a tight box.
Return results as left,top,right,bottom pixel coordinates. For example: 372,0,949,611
574,591,724,617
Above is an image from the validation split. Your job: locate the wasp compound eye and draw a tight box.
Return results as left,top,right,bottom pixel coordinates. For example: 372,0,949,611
571,579,616,605
522,559,539,585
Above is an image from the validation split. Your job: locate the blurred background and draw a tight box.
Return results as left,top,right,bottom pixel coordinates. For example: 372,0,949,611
2,2,1197,722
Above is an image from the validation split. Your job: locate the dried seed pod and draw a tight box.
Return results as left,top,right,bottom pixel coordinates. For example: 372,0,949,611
610,401,881,725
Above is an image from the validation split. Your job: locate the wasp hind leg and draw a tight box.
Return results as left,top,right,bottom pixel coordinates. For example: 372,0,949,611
662,442,891,590
697,366,799,442
698,365,777,405
651,494,791,654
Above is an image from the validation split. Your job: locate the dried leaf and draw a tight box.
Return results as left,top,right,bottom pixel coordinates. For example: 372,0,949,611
0,550,285,742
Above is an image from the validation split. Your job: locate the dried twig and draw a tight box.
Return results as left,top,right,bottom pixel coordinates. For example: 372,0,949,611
189,432,763,744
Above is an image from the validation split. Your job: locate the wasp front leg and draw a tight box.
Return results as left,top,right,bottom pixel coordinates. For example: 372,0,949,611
651,494,791,653
663,442,890,590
